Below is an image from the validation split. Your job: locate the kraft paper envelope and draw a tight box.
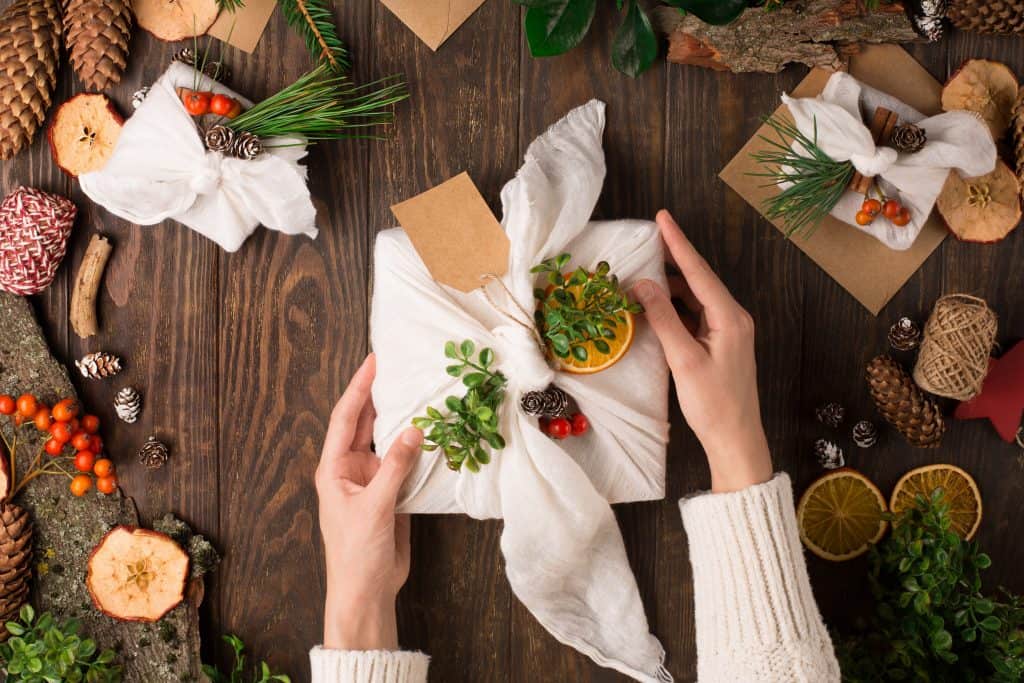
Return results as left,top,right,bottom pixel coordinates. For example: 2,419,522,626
720,44,947,316
379,0,488,51
209,0,277,53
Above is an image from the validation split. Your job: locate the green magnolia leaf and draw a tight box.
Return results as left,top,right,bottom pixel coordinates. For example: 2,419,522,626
524,0,597,57
611,0,657,78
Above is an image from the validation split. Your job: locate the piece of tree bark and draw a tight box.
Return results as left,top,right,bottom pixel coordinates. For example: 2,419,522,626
0,292,204,682
70,234,113,339
653,1,921,73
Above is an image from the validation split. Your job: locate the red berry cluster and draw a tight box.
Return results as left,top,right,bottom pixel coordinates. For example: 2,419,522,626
0,393,118,497
856,196,910,227
539,413,589,440
178,88,242,118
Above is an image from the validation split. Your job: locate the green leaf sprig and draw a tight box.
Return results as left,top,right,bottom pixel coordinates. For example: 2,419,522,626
203,634,291,683
749,114,855,238
531,254,642,363
837,489,1024,682
0,605,120,682
413,341,507,473
277,0,348,72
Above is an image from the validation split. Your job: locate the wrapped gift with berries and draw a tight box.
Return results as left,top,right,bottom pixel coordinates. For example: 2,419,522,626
371,101,672,683
80,59,405,252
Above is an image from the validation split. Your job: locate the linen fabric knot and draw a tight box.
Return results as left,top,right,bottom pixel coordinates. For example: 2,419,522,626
370,101,672,683
782,72,996,250
0,187,76,296
79,62,318,252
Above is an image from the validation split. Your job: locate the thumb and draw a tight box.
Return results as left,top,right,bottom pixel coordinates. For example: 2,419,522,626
370,427,423,503
632,279,702,366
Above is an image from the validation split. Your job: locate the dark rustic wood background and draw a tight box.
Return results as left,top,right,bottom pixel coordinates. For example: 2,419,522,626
3,0,1024,680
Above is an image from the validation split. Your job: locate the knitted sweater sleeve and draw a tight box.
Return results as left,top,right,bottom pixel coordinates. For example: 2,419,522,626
679,473,841,683
309,647,429,683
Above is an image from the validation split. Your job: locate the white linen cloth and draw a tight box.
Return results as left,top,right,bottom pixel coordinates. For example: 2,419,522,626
370,100,672,682
79,62,318,252
782,72,996,250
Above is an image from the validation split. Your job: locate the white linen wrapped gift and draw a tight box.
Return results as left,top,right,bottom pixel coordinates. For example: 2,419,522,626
781,71,996,250
371,101,674,682
80,62,318,252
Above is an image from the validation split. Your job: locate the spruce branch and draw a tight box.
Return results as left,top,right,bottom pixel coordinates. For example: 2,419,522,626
277,0,348,72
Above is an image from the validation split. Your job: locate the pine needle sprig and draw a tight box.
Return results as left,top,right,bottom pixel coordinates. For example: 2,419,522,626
226,65,407,141
216,0,245,13
278,0,348,72
750,114,854,238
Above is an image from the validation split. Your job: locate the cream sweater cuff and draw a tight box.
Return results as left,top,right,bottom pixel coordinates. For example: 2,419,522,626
679,473,840,683
309,647,429,683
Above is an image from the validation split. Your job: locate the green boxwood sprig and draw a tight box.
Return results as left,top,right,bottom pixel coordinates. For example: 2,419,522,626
0,605,120,682
413,341,507,473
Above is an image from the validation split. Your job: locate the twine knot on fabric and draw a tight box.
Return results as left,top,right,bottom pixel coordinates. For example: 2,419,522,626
913,294,997,401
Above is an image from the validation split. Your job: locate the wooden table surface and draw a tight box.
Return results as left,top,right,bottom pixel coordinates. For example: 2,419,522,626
5,1,1024,680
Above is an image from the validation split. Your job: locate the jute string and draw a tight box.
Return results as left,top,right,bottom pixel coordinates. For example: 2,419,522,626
479,273,548,356
913,294,997,401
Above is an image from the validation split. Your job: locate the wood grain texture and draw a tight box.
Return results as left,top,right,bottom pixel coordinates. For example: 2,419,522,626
2,0,1024,678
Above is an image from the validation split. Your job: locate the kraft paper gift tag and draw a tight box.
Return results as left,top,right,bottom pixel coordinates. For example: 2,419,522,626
379,0,488,51
720,44,947,316
208,0,277,53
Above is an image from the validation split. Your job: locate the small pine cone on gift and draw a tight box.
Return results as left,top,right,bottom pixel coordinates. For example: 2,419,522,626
814,439,845,470
815,402,845,429
204,124,235,154
76,351,122,379
138,435,169,469
852,420,878,448
520,386,569,418
891,123,927,153
172,47,230,83
888,316,922,351
131,87,149,110
114,386,141,423
231,132,262,160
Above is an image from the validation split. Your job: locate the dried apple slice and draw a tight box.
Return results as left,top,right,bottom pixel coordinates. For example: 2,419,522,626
87,526,189,622
134,0,220,41
941,59,1019,141
48,94,123,177
936,160,1021,243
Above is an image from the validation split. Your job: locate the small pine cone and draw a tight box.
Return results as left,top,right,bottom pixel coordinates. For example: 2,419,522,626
172,47,230,83
891,123,927,153
814,439,845,470
231,132,262,160
0,502,32,640
815,402,845,429
138,436,169,469
910,0,948,41
888,316,922,351
520,386,569,418
866,355,945,448
131,87,149,110
114,386,141,423
204,124,235,154
852,420,878,448
76,351,121,379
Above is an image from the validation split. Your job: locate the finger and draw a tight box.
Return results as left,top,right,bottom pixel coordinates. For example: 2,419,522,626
632,279,704,366
320,354,376,475
369,427,423,503
352,397,377,453
656,210,740,328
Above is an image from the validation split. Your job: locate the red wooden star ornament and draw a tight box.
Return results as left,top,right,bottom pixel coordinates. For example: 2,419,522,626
954,340,1024,442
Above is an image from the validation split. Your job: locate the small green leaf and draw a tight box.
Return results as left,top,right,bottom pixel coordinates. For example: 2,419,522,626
463,373,486,388
460,339,475,357
445,396,464,413
930,629,953,651
594,339,610,355
571,345,588,362
446,364,464,377
479,348,494,367
444,341,458,359
980,615,1002,632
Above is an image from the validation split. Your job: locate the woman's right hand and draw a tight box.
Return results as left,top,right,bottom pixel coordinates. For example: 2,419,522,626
632,210,773,493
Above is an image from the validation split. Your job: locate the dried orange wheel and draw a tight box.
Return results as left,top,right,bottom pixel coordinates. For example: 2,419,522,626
890,464,982,540
797,469,888,562
941,59,1019,140
543,275,635,375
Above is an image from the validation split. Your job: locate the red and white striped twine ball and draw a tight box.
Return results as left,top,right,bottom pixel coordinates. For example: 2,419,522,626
0,187,77,296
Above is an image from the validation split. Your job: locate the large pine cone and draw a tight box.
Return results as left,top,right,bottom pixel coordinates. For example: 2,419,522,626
0,0,61,160
1012,88,1024,193
63,0,132,91
0,502,32,640
867,355,946,448
949,0,1024,33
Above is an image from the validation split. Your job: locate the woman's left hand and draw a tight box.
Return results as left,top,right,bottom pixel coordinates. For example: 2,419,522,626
316,353,423,650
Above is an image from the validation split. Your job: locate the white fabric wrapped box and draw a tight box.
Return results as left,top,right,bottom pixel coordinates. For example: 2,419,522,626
370,101,673,682
782,72,996,251
80,62,318,252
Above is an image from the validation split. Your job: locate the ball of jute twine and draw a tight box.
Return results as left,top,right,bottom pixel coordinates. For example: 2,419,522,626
912,294,997,401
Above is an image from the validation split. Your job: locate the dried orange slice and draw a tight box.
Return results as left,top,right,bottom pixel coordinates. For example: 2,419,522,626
543,277,635,375
890,464,982,540
797,469,888,561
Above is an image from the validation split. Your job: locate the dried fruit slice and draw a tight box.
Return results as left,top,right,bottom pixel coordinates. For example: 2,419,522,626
936,160,1021,243
543,272,636,375
87,526,189,622
941,59,1019,140
797,468,888,561
890,464,982,540
134,0,219,41
48,94,123,177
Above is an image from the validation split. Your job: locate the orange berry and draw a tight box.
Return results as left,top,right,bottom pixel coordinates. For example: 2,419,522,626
93,458,114,478
855,210,874,226
0,395,14,415
80,414,100,434
892,208,911,227
71,431,91,452
33,407,52,431
861,198,882,215
49,422,72,444
70,474,92,497
74,450,96,473
96,475,117,495
88,435,103,455
44,438,64,457
882,199,901,219
15,394,37,417
52,398,79,423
